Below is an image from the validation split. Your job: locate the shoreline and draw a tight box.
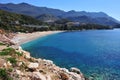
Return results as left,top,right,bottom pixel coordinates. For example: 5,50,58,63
11,31,63,46
0,31,85,80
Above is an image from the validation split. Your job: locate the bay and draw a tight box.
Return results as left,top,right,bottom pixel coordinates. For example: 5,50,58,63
21,29,120,80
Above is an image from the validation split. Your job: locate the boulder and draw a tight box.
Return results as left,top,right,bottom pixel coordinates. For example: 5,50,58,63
70,67,81,74
43,59,53,65
23,51,31,59
69,72,85,80
17,62,23,67
46,75,52,80
31,72,46,80
15,69,23,75
0,59,6,67
3,61,12,68
27,62,39,69
60,68,69,73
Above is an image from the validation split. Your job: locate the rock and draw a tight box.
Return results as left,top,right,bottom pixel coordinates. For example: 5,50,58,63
7,61,12,66
59,72,69,80
69,72,84,80
17,61,23,66
70,67,81,74
60,68,69,73
27,62,39,69
0,58,6,67
43,59,53,65
3,63,7,68
3,61,12,68
15,69,23,75
43,59,54,66
30,72,46,80
46,75,52,80
18,47,30,59
23,51,31,59
37,58,42,63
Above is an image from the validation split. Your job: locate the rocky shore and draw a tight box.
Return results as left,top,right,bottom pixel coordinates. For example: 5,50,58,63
0,31,85,80
0,45,85,80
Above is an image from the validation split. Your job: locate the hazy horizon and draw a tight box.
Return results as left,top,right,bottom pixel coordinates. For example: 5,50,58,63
0,0,120,21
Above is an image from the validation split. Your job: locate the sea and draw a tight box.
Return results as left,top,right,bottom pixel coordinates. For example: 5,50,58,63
21,29,120,80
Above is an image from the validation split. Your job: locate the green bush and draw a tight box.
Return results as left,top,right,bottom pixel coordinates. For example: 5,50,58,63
16,52,23,56
0,68,12,80
0,48,14,56
7,57,17,65
8,68,13,72
0,47,23,57
0,42,5,45
0,51,9,55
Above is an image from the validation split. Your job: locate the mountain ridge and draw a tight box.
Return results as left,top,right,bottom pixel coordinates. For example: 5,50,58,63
0,2,119,26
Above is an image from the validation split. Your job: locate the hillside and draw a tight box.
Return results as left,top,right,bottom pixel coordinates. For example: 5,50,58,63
0,9,113,33
0,3,119,26
0,10,43,32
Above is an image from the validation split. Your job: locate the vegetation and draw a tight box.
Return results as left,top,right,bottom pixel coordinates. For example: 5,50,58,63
0,47,23,56
0,42,5,45
0,10,113,33
114,24,120,28
0,10,43,32
0,68,12,80
7,57,17,65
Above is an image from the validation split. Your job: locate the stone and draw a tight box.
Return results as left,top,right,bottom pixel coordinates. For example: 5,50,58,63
70,67,81,74
46,75,51,80
15,69,23,75
18,47,30,59
59,72,69,80
17,62,23,66
24,51,31,59
27,62,39,69
7,61,12,66
31,72,46,80
0,59,6,67
60,68,69,73
69,72,84,80
43,59,53,65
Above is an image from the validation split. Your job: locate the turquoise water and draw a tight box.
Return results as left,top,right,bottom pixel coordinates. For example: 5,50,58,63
21,29,120,80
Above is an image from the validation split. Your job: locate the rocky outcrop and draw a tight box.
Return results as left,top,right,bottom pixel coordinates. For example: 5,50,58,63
0,45,85,80
70,67,81,74
0,34,15,45
27,62,39,71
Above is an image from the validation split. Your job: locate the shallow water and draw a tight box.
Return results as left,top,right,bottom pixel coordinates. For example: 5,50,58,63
21,29,120,80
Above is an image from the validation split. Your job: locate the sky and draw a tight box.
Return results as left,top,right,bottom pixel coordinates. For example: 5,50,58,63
0,0,120,20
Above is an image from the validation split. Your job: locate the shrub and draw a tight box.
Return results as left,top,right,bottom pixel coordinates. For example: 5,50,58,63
0,47,23,57
0,51,9,55
0,42,5,45
0,48,15,56
8,68,13,72
0,68,12,80
7,57,17,65
16,52,23,56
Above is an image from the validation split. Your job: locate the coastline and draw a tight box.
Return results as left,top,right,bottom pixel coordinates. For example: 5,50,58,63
11,31,63,45
9,31,85,80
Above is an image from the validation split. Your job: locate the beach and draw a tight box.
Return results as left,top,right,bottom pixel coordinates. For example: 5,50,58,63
11,31,63,45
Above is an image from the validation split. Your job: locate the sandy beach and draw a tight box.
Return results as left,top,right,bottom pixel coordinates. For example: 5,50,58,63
11,31,63,45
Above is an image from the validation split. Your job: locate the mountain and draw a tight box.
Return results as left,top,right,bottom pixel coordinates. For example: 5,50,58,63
0,3,119,26
0,3,64,17
0,9,42,25
36,14,60,22
0,10,43,32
